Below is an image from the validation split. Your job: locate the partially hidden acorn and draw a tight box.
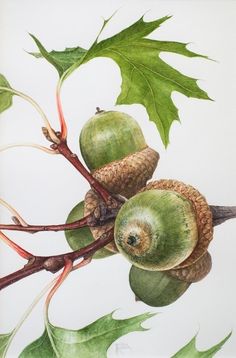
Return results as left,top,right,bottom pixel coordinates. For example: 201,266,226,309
129,265,190,307
129,251,212,307
65,201,114,259
114,179,213,270
79,109,159,199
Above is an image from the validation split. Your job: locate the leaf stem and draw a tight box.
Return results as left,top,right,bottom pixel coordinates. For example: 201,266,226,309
44,257,92,357
0,231,33,259
44,259,73,320
0,86,59,144
0,142,58,155
0,198,29,227
56,80,67,141
2,276,58,357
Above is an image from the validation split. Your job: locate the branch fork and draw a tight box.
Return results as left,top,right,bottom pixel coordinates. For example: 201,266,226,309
0,229,114,291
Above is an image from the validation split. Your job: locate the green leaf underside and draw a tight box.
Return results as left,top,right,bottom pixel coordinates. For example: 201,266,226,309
0,332,13,358
30,15,210,146
19,312,154,358
0,74,13,114
172,332,232,358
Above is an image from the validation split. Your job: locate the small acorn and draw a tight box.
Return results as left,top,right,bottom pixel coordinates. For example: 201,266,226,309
79,109,159,198
129,251,212,307
129,265,190,307
114,179,213,270
65,201,114,258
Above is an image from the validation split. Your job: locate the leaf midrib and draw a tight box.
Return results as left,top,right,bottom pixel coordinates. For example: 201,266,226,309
48,321,143,346
107,48,200,96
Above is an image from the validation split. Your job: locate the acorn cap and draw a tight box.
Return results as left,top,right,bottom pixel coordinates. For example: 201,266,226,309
65,201,114,258
84,190,118,253
168,251,212,283
92,146,159,198
140,179,213,268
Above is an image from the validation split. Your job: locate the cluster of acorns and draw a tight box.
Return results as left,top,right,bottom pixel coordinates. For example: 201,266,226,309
66,109,213,307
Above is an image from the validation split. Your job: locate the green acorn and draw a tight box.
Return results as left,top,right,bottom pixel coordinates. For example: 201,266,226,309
65,201,114,259
79,109,159,199
114,179,213,270
129,265,190,307
129,251,212,307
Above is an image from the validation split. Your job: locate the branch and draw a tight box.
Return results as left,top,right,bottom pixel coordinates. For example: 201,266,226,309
210,205,236,226
1,204,236,291
0,86,59,144
0,204,121,233
55,140,120,206
0,229,114,291
0,215,89,233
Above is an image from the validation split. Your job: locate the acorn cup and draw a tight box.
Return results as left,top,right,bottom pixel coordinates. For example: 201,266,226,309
65,201,114,258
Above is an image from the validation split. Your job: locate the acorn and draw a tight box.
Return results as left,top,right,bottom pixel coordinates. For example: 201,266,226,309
114,179,213,270
129,265,190,307
129,251,212,307
65,201,114,258
79,109,159,199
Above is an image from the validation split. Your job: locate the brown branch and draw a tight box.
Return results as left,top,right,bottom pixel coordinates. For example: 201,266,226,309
0,229,114,291
0,258,45,290
55,140,118,206
0,216,89,233
1,204,236,291
0,202,121,233
210,205,236,226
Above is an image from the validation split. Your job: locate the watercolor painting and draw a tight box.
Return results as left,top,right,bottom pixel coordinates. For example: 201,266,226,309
0,1,235,357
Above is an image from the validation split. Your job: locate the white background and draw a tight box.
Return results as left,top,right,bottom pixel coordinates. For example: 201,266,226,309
0,0,236,357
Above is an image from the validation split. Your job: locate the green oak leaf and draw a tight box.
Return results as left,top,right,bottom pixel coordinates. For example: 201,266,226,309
29,36,87,77
172,332,232,358
0,332,13,358
30,14,210,146
19,311,154,358
0,74,14,114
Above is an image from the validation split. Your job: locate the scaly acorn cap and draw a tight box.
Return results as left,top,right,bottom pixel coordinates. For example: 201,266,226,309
65,201,114,258
92,146,159,198
84,190,118,253
80,110,159,198
168,251,212,283
140,180,213,268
